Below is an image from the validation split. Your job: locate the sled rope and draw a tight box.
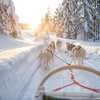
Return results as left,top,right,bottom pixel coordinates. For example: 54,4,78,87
54,53,70,65
47,48,71,65
53,82,74,92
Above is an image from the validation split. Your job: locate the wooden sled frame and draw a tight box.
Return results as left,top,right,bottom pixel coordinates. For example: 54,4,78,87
36,64,100,99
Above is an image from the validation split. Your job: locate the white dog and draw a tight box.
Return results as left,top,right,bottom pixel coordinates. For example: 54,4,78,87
72,45,86,64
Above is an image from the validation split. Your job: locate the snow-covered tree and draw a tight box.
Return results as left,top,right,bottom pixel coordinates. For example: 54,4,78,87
60,0,100,41
82,0,100,41
35,8,51,37
0,0,19,37
36,7,64,37
61,0,84,39
53,5,64,37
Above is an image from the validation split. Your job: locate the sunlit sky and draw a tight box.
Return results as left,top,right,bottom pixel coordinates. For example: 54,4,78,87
12,0,62,30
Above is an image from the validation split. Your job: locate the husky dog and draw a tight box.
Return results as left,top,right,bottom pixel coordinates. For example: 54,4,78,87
39,47,54,71
49,41,56,53
47,42,55,62
72,45,86,64
65,42,75,56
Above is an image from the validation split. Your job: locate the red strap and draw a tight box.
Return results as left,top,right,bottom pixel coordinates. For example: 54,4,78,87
74,80,100,93
53,81,100,93
53,82,74,92
52,72,100,93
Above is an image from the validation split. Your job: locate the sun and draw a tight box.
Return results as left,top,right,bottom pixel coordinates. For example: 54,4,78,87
13,0,63,31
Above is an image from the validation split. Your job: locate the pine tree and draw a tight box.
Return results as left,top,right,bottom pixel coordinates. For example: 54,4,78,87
0,0,18,37
61,0,100,41
36,8,51,36
52,5,64,37
62,0,84,39
36,7,64,37
83,0,100,41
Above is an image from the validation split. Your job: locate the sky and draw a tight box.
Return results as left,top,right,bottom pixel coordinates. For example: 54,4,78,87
12,0,63,30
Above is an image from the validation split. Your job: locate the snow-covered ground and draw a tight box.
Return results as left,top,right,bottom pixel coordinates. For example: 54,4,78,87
0,35,32,51
0,35,35,71
0,35,100,100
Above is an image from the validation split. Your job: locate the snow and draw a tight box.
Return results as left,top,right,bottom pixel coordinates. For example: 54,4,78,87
0,35,100,100
0,35,32,51
0,35,35,71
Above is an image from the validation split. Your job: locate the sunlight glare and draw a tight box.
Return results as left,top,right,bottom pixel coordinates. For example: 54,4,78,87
12,0,63,30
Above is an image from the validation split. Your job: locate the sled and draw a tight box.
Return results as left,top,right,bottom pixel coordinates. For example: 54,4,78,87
35,64,100,100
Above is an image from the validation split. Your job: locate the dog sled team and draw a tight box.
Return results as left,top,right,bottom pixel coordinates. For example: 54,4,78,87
39,39,86,72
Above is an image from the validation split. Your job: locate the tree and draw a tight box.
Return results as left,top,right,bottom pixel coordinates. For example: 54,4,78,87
83,0,100,41
36,7,64,37
0,0,18,37
61,0,84,39
46,5,64,37
60,0,100,41
35,8,51,37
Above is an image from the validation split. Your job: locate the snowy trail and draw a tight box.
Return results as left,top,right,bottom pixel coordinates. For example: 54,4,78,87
0,39,100,100
0,45,44,100
0,47,100,100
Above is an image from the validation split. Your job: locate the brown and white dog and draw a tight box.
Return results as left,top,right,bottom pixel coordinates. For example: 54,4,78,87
49,41,56,53
71,45,86,64
39,46,54,71
65,42,75,57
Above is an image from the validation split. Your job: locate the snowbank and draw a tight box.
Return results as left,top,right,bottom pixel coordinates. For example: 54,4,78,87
0,34,32,52
0,47,32,71
0,34,43,71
